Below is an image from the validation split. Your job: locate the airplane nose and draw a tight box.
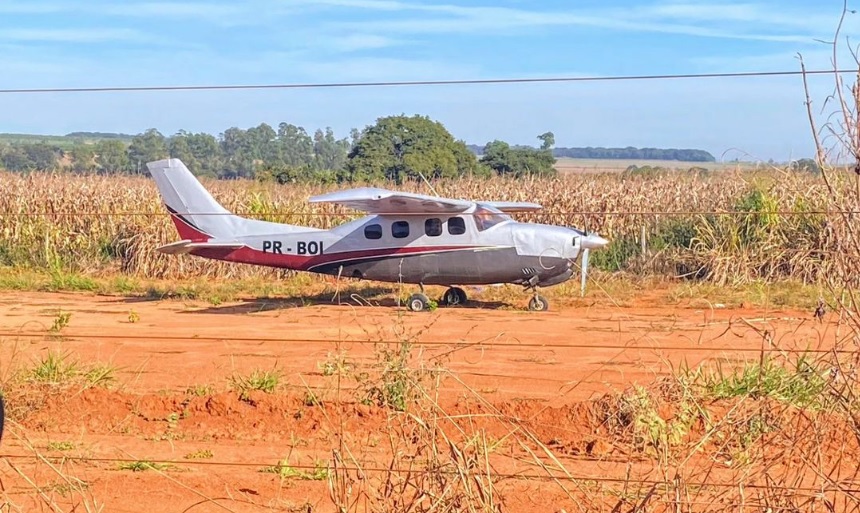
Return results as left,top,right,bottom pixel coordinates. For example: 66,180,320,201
582,234,609,249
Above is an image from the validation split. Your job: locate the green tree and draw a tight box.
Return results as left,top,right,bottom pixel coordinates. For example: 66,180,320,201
185,132,222,177
479,137,557,177
94,140,131,174
538,131,555,151
277,123,314,167
344,114,479,183
127,129,167,173
312,127,350,171
69,144,97,173
21,143,61,171
220,127,253,178
168,131,199,173
0,145,32,171
247,123,279,166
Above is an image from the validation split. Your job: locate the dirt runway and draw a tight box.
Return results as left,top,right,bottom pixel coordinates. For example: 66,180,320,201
0,291,842,512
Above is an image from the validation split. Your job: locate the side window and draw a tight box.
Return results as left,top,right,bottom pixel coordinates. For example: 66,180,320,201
425,218,442,237
364,223,382,239
392,220,410,238
448,217,466,235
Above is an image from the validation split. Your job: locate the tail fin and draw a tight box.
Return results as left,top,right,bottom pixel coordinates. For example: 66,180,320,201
147,158,321,241
147,158,236,239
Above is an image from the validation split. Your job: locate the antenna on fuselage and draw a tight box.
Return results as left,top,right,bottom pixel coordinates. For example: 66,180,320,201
415,170,440,197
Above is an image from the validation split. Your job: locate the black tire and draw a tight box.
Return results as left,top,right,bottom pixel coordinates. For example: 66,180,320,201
408,293,429,312
528,295,549,311
443,287,467,306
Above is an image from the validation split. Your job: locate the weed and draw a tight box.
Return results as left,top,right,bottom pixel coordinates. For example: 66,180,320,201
304,390,321,406
27,351,79,384
185,384,215,396
46,441,75,452
358,340,423,412
49,310,71,332
229,369,281,400
117,460,175,472
83,364,116,388
318,350,353,377
184,449,213,459
261,458,329,480
698,354,829,409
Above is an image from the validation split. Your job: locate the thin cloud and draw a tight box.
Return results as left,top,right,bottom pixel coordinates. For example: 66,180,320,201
0,2,70,14
317,0,841,44
0,28,147,43
0,1,278,25
103,2,246,19
325,34,404,52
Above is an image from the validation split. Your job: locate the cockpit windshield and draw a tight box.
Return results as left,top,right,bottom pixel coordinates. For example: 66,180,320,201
473,204,511,231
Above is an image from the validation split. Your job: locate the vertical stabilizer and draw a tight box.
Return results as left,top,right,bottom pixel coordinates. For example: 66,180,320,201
146,158,320,241
147,158,235,239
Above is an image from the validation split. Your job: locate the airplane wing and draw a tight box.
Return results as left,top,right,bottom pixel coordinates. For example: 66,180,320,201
479,201,543,213
308,187,473,214
157,239,246,255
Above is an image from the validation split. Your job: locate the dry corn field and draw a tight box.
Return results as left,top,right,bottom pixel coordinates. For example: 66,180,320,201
0,167,857,287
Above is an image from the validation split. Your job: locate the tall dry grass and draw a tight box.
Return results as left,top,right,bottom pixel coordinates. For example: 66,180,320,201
0,167,847,285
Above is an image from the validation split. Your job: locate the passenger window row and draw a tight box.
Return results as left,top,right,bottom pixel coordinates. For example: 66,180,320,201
364,217,466,239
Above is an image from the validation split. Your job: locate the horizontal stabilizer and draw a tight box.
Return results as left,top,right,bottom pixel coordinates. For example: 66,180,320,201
157,239,246,255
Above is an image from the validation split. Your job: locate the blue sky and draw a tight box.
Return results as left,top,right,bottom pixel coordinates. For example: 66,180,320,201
0,0,858,160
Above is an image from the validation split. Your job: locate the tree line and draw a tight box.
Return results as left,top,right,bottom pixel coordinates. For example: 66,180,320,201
0,114,712,183
466,144,715,162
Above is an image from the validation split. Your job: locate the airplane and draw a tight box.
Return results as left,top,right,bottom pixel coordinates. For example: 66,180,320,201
146,158,610,312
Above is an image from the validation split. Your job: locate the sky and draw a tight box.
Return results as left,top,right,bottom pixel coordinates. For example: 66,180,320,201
1,0,859,161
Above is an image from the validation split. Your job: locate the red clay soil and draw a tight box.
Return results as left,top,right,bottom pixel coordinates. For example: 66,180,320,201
0,291,852,512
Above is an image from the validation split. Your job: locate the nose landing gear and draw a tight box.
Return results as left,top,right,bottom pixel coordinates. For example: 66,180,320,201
528,293,549,311
524,276,549,311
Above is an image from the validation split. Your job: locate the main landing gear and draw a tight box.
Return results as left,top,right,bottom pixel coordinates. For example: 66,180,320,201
405,283,548,312
406,283,433,312
441,286,467,306
406,284,468,312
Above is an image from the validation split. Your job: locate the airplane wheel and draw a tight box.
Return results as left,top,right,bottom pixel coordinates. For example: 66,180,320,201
443,287,467,306
528,295,549,312
407,293,430,312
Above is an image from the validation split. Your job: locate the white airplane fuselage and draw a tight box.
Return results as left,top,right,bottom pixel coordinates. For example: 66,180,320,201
147,158,609,295
171,206,603,288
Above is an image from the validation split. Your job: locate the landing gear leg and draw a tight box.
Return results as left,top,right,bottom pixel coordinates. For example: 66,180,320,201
528,293,549,312
407,282,431,312
442,286,467,306
524,281,549,312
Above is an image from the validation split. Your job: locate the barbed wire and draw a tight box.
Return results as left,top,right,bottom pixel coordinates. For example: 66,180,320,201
0,69,853,95
0,452,858,494
1,210,859,217
0,331,844,354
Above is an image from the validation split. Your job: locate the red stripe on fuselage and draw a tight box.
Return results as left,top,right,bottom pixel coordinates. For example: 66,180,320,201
190,245,484,271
